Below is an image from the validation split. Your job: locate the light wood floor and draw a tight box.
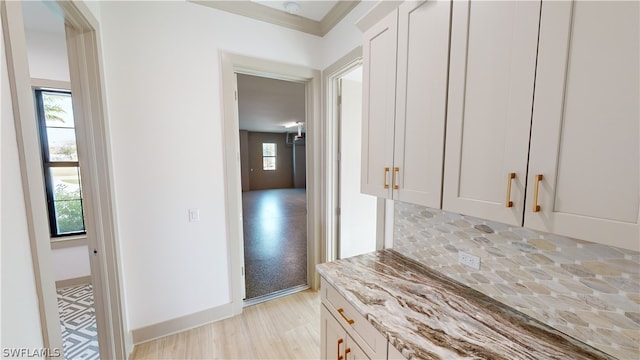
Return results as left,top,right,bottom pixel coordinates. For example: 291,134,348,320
130,290,321,359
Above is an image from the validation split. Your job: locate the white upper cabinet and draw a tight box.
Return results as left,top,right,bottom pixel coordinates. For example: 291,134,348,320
361,10,398,198
393,0,451,208
443,1,541,225
361,0,451,208
525,1,639,250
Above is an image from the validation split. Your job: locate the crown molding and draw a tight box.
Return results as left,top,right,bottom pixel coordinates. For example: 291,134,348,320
190,1,360,37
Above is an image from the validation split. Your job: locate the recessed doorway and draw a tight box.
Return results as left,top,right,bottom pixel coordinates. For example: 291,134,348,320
236,73,309,305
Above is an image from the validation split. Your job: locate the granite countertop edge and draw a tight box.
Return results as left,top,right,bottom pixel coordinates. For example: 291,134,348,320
316,249,616,360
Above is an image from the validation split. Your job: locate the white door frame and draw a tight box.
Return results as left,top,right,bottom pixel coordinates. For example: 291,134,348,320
322,47,385,262
2,1,129,357
219,51,322,316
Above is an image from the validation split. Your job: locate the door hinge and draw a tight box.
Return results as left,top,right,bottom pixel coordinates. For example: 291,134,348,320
241,266,245,276
336,207,341,216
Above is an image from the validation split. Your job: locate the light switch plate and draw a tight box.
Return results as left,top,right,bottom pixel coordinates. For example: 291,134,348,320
189,208,200,222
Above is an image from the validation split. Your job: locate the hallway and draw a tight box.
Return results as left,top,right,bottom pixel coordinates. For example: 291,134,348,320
242,188,308,300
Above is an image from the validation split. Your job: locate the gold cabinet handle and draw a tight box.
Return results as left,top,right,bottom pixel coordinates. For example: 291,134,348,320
383,167,390,189
345,347,351,359
393,167,400,189
533,174,543,212
337,339,344,360
505,172,516,208
337,308,355,325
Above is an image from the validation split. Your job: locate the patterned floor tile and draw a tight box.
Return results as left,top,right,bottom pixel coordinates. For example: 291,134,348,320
57,284,100,360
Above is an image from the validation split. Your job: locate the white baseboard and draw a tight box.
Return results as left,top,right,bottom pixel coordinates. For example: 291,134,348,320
131,302,234,344
55,276,92,289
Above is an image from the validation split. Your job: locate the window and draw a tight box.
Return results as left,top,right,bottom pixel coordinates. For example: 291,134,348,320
35,89,86,237
262,143,277,170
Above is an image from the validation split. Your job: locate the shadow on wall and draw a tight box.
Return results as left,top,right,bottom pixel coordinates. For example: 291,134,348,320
239,131,305,191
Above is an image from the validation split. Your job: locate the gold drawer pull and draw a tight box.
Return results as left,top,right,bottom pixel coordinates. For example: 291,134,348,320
393,167,400,189
337,338,344,360
337,308,355,325
505,172,516,208
383,167,390,189
345,347,351,359
533,174,543,212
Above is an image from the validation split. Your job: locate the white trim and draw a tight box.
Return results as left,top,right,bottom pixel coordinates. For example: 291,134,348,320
322,47,362,262
190,0,359,37
355,0,403,33
219,52,322,317
56,276,91,289
61,8,130,357
1,2,64,351
131,302,234,345
51,235,88,249
31,78,70,90
322,47,387,262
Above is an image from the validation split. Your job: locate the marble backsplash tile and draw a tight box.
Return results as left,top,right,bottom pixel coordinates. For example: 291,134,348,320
393,201,640,359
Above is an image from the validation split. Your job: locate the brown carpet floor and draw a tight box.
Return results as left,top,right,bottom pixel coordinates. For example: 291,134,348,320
242,188,308,300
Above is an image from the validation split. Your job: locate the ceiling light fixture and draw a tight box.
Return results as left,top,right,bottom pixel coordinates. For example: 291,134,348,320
284,1,301,15
284,121,303,128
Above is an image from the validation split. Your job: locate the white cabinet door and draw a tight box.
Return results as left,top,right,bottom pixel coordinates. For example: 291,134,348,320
387,344,405,360
393,0,451,208
361,10,398,198
443,0,541,225
526,1,639,251
345,338,370,360
321,305,371,360
321,305,347,360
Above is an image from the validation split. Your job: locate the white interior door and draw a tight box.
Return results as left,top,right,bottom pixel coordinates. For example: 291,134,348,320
339,70,377,259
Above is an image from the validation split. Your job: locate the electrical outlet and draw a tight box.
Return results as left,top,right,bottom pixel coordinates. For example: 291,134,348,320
458,251,480,270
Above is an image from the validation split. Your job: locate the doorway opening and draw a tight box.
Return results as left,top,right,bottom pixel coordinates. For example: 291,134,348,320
236,73,309,305
219,52,321,316
3,1,126,357
336,66,378,259
323,48,384,264
21,2,101,358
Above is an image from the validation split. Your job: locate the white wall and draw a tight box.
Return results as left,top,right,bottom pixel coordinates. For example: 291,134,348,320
320,1,376,69
339,76,377,258
24,29,68,82
1,14,45,351
98,1,326,331
50,245,91,281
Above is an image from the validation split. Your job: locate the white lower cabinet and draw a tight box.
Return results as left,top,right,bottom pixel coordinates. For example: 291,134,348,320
322,306,370,360
321,278,402,359
386,344,404,360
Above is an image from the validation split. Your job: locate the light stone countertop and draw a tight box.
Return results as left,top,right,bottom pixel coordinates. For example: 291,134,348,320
317,249,617,360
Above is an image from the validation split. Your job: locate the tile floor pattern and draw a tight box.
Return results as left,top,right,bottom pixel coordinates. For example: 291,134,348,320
57,284,100,360
393,201,640,360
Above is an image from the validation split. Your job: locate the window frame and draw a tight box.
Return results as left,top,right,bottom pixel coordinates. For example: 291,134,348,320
34,88,86,238
262,142,277,171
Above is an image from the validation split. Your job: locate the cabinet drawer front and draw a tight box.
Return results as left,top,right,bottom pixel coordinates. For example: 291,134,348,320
321,278,387,359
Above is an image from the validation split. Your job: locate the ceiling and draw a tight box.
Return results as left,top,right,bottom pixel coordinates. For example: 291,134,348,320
252,1,338,22
21,1,65,34
191,0,360,36
237,74,306,133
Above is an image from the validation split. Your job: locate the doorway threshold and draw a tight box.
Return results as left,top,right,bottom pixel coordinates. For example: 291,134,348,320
243,284,310,307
